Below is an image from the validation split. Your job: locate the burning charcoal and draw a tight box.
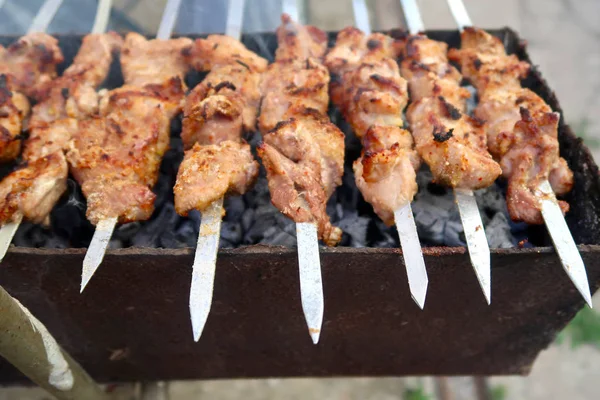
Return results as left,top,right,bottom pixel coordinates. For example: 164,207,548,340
114,222,142,242
337,211,370,248
108,239,123,250
220,221,242,245
262,230,297,247
132,203,179,248
219,239,234,249
486,213,516,248
244,205,279,244
241,209,255,233
224,197,245,222
159,230,183,249
45,236,69,249
175,220,197,248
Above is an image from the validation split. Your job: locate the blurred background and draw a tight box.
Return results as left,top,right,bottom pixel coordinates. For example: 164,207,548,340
0,0,599,398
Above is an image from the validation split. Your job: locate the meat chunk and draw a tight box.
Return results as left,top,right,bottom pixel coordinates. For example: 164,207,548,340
355,127,419,225
182,63,261,148
0,152,67,225
183,35,268,73
274,14,328,61
407,96,501,189
0,33,63,97
29,32,123,128
174,141,258,215
258,118,342,246
0,82,29,162
259,58,330,133
120,32,192,103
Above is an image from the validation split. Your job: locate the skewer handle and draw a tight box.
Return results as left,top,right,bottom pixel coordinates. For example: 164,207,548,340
226,0,246,41
399,0,425,34
351,0,371,34
91,0,113,34
394,204,428,309
539,180,592,307
446,0,472,30
156,0,183,40
296,222,324,344
27,0,64,34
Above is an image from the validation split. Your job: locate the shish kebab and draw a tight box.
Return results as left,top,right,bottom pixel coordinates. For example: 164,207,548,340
174,0,264,341
446,0,592,306
79,0,192,291
396,0,501,303
0,0,118,260
257,14,345,343
324,14,428,307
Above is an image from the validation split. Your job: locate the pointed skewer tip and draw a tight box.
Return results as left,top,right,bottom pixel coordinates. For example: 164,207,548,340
309,328,320,344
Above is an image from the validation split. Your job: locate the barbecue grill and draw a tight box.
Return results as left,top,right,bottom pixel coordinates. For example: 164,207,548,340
0,0,599,387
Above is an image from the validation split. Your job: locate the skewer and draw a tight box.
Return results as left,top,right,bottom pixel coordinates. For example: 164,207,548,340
352,0,428,309
274,0,325,344
400,0,491,304
446,0,592,307
188,0,248,342
0,0,66,263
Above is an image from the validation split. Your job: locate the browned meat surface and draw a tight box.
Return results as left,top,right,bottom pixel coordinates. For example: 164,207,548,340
0,33,63,163
176,35,263,214
0,33,63,98
0,152,67,225
397,33,501,190
182,35,268,73
257,17,344,245
325,28,418,225
274,14,328,61
66,87,173,225
174,141,258,215
0,81,29,162
259,58,330,133
182,63,262,148
29,32,123,128
449,27,573,223
258,118,342,246
121,32,191,104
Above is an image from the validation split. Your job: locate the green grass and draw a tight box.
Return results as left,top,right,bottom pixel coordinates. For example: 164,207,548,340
557,307,600,348
491,385,507,400
404,387,432,400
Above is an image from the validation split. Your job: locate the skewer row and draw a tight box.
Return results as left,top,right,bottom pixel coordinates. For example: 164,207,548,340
0,0,591,348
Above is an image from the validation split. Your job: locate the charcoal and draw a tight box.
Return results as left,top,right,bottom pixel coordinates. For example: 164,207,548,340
175,220,197,248
262,230,296,247
223,197,245,222
220,221,242,245
114,222,142,242
108,239,123,250
486,213,516,248
336,211,369,248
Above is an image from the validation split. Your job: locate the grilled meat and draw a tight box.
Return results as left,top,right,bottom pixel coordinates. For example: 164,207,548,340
257,16,344,245
121,32,192,104
259,57,330,133
274,13,328,61
0,33,63,162
449,27,573,223
396,33,501,190
0,33,63,97
175,141,258,215
182,34,268,73
175,35,263,215
325,28,419,225
29,32,123,128
0,152,67,225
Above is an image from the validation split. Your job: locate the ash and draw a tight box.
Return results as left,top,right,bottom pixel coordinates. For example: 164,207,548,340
9,33,525,251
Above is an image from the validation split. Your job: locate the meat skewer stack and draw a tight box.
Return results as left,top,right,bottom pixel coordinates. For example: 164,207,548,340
257,13,345,342
0,0,116,260
79,0,192,291
445,0,592,305
397,0,502,303
325,9,428,308
174,0,264,341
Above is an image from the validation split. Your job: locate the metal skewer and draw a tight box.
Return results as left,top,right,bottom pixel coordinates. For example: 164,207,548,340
352,0,428,309
446,0,592,307
0,0,66,263
188,0,247,343
278,0,325,344
400,0,491,304
83,0,175,293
